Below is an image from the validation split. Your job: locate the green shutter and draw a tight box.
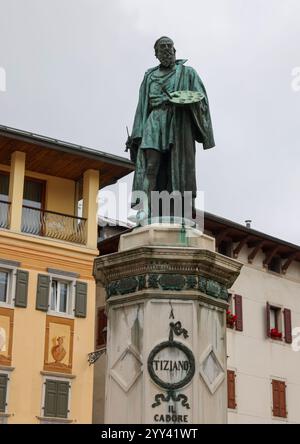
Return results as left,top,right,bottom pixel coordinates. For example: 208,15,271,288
44,379,69,418
56,381,70,418
44,380,58,417
0,374,8,413
15,270,29,308
75,281,87,318
36,274,50,311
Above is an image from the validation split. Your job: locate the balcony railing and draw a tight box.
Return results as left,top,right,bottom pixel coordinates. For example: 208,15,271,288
21,206,87,245
0,200,10,229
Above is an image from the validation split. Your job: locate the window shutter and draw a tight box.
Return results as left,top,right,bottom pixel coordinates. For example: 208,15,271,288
36,274,50,311
283,309,292,344
227,370,236,409
0,374,8,413
75,281,87,318
44,380,58,417
272,380,287,418
272,380,280,417
15,270,29,308
97,308,107,348
234,295,243,331
266,302,271,337
56,381,70,418
279,381,287,418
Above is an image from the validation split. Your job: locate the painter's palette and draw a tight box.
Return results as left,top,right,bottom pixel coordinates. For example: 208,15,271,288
169,90,204,105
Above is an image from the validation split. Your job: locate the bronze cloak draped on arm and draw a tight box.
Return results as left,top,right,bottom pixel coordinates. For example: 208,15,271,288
130,60,215,208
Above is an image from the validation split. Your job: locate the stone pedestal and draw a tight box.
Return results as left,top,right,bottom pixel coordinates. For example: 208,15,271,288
94,224,242,424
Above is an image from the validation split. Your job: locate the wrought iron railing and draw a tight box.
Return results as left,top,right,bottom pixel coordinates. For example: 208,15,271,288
0,200,10,229
21,206,87,245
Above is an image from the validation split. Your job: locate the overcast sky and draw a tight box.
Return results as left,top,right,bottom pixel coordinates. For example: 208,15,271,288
0,0,299,244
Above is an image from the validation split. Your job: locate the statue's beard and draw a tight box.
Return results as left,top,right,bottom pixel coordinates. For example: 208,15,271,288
158,51,176,68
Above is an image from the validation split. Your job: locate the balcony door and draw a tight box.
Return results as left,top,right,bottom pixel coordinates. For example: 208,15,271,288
22,178,45,235
0,172,9,228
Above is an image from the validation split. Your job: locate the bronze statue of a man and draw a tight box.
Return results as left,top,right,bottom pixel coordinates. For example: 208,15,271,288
127,36,215,220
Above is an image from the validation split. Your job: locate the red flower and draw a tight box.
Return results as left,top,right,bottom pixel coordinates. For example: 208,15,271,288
226,310,238,328
270,328,282,339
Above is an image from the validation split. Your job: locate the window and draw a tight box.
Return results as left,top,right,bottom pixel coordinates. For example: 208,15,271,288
0,270,10,304
0,173,9,229
0,173,9,202
218,240,233,258
267,303,283,340
266,304,292,343
36,273,87,318
0,373,8,413
97,308,107,349
227,370,236,410
270,306,280,330
22,178,45,236
43,379,70,419
74,178,83,219
268,256,282,274
272,379,287,418
227,294,243,332
50,280,70,314
0,266,28,308
23,178,45,209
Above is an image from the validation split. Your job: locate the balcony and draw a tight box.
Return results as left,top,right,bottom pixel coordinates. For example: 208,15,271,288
0,200,10,229
21,206,87,245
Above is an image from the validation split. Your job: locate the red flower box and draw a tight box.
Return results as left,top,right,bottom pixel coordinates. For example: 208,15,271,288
270,328,282,340
227,310,237,329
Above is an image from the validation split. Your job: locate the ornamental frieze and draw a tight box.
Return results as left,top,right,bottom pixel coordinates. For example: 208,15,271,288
105,274,229,301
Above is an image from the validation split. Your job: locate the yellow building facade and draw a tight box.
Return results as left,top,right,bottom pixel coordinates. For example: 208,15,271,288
0,126,133,424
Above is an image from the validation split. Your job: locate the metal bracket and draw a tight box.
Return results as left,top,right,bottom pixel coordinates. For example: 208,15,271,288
88,348,106,365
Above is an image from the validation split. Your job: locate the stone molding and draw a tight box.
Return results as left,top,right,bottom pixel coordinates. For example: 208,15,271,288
94,246,242,303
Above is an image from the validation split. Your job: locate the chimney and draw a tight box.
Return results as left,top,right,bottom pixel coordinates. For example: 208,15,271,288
245,220,252,229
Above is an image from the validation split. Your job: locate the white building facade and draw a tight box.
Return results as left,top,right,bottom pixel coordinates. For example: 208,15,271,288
205,213,300,424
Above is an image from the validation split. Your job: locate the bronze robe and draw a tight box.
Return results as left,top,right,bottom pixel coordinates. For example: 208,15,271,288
131,59,215,208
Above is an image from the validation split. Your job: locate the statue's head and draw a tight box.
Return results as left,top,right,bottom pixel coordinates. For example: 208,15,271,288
154,36,176,68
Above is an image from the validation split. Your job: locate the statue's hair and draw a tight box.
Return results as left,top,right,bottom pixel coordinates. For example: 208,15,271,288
154,36,175,55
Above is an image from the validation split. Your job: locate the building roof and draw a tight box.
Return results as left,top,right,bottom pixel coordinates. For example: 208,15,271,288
0,125,134,188
204,212,299,271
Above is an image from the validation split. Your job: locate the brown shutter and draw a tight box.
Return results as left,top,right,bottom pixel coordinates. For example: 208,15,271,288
272,380,280,417
283,309,292,344
266,302,271,337
272,380,287,418
227,370,236,409
279,381,287,418
97,308,107,348
234,295,243,331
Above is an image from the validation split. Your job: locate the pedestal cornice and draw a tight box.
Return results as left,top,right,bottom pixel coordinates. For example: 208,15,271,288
94,245,242,305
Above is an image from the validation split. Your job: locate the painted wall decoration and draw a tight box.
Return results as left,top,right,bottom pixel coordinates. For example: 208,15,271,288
44,315,74,374
0,307,14,366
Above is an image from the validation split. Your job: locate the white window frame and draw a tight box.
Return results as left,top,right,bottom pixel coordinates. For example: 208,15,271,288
269,303,283,335
48,274,75,318
0,265,17,308
40,375,72,423
227,293,234,313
